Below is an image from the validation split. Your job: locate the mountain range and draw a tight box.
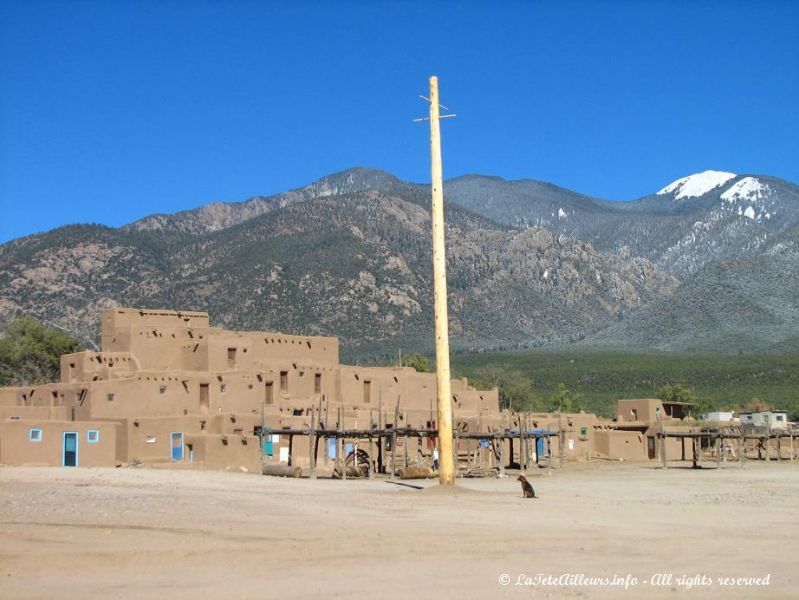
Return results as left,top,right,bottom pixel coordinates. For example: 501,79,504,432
1,167,797,359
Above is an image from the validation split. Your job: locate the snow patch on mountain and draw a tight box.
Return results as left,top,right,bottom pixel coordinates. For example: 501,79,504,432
720,177,770,203
558,208,567,219
657,170,736,200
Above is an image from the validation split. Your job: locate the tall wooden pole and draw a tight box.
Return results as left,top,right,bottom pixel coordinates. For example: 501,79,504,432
428,75,455,486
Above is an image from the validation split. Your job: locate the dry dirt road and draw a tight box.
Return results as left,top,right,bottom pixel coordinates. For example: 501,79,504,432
1,461,796,599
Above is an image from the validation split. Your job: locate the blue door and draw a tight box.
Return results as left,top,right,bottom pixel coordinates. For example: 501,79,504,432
171,432,184,461
63,432,78,467
327,438,337,459
536,437,544,461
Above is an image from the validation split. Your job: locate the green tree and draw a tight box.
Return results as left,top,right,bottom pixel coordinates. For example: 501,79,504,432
467,365,537,411
547,382,583,413
0,318,83,386
501,373,537,412
401,353,431,373
658,382,712,417
658,382,697,404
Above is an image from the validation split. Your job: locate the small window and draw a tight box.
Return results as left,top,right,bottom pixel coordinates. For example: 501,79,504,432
776,415,785,421
220,383,227,393
314,373,322,394
159,385,167,394
146,436,157,444
107,393,115,401
579,427,588,440
87,430,100,443
29,428,42,442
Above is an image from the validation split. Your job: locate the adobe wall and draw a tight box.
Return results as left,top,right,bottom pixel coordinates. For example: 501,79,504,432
190,433,261,473
217,332,340,369
82,376,200,418
593,429,648,461
60,351,140,383
104,326,217,371
0,420,119,467
0,406,70,420
336,366,498,426
100,308,340,371
617,399,662,423
102,308,210,332
111,415,260,471
0,387,25,406
9,382,85,412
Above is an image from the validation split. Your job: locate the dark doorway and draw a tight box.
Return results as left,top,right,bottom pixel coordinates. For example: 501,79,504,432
363,381,371,404
265,382,274,405
200,383,209,413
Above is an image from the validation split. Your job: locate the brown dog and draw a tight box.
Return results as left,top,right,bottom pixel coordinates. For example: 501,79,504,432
517,474,537,498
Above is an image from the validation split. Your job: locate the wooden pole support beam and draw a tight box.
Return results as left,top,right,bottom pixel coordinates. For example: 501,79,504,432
428,75,455,486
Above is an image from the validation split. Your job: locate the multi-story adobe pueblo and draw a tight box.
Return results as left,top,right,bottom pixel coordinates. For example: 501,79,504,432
0,307,701,472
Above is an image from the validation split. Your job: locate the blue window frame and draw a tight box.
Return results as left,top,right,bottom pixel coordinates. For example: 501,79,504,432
29,428,42,442
87,430,100,443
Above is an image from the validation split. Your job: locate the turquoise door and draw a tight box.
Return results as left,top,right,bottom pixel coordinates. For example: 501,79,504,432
171,432,184,461
63,432,78,467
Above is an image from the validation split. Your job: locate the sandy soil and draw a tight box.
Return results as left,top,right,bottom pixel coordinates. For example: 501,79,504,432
1,461,797,599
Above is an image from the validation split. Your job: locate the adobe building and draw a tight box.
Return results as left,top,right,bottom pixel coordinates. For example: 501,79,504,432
0,308,501,472
598,398,696,460
0,307,702,472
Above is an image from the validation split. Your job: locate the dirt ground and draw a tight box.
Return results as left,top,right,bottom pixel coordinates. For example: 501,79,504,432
1,461,796,599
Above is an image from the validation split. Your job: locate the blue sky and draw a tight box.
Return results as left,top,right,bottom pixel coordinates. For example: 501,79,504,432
1,0,797,242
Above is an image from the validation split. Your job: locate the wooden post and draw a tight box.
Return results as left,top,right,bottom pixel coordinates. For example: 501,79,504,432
696,434,701,467
369,435,374,480
427,75,455,486
260,399,265,474
660,432,667,469
390,429,397,480
455,428,460,475
378,405,385,474
323,395,329,465
777,433,781,462
547,436,552,476
310,404,317,479
791,431,795,462
498,437,505,478
336,407,344,480
723,434,727,463
739,431,745,468
403,431,409,470
715,434,721,468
